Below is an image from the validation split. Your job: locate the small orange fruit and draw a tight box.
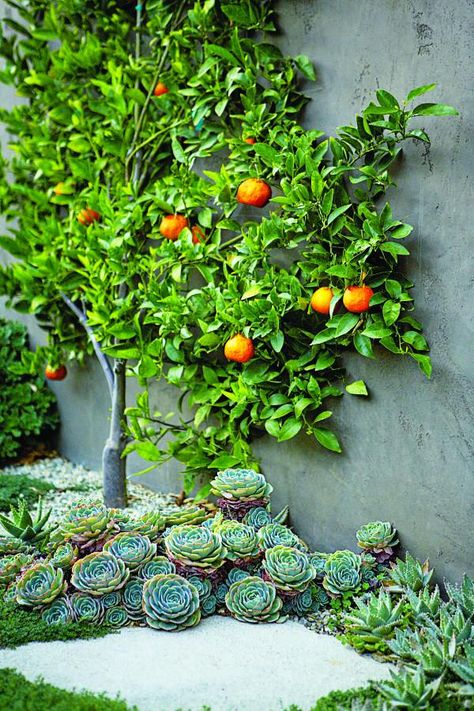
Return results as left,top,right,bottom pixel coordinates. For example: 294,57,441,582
224,334,255,363
191,225,205,244
159,214,189,240
343,285,374,313
236,178,272,208
153,82,169,97
45,364,67,381
244,136,256,144
77,208,100,226
310,287,334,315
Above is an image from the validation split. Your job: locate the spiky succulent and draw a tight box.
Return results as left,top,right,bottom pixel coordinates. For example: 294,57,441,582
343,590,405,652
446,575,474,617
0,553,34,585
389,553,433,593
41,596,73,625
104,606,129,627
142,574,201,631
61,500,112,550
257,523,306,552
211,468,273,502
16,562,66,606
49,542,78,570
0,536,33,556
323,550,362,596
218,521,259,561
405,586,441,622
122,579,145,622
447,644,474,697
160,505,208,527
379,668,442,709
225,576,283,623
165,525,225,572
242,507,273,530
100,591,122,609
263,546,315,594
0,499,56,549
116,511,166,540
71,551,129,595
103,533,157,571
356,521,399,563
137,556,176,581
70,592,104,623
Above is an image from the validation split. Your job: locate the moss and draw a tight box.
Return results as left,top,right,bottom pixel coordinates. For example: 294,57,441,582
0,473,54,511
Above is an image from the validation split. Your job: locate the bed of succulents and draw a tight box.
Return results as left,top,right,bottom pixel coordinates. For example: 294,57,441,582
0,467,472,709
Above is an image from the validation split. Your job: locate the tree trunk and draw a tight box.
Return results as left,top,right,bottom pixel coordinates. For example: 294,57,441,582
102,359,128,507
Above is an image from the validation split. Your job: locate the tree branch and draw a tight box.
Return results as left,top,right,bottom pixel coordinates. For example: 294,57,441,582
59,292,114,396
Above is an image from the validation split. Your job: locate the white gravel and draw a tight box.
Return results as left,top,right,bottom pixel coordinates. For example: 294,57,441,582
0,617,393,711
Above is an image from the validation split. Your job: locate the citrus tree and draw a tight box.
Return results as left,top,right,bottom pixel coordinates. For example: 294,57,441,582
0,0,457,503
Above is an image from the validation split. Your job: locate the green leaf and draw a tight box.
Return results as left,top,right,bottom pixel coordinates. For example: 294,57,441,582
383,300,401,326
327,203,351,225
380,242,410,259
361,324,392,339
412,102,458,116
345,380,368,396
402,331,429,351
406,84,437,102
134,441,161,461
410,353,432,378
171,135,186,163
327,312,359,337
254,143,280,167
353,333,375,359
294,54,316,80
270,331,284,352
315,427,342,453
209,454,241,469
277,418,302,442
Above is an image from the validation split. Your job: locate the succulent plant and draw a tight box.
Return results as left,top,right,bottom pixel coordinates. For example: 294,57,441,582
0,552,34,585
225,576,283,623
137,556,176,581
227,567,252,586
290,584,329,617
211,468,273,502
187,575,217,617
160,504,208,527
218,520,259,561
446,575,474,617
61,500,113,551
49,542,78,570
343,590,405,652
0,499,56,549
122,579,145,621
447,644,474,697
142,574,201,631
71,551,129,595
165,525,225,572
41,596,73,625
3,583,18,603
215,582,229,605
70,592,104,623
389,553,433,593
103,533,157,571
356,521,399,563
405,586,441,622
323,550,362,596
100,591,122,609
0,536,33,556
257,523,306,552
263,546,315,594
116,511,166,540
380,668,442,709
104,606,129,627
16,562,66,607
242,507,273,530
309,552,330,581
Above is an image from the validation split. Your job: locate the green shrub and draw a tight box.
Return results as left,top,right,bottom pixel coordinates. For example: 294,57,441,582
0,473,54,511
0,319,58,460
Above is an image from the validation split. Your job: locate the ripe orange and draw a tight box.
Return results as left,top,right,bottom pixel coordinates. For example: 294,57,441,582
191,225,205,244
153,82,169,97
243,136,256,144
159,214,189,240
45,364,67,381
236,178,272,208
343,285,374,313
224,334,255,363
77,208,100,226
310,287,334,315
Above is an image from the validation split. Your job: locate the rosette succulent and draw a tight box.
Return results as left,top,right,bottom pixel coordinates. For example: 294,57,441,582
0,536,33,556
243,507,273,531
117,511,166,540
49,542,78,570
263,546,315,594
165,525,225,572
71,551,129,595
101,591,122,609
309,552,330,581
289,584,330,617
257,523,307,552
187,575,216,617
137,557,176,581
16,562,66,606
219,521,259,561
61,500,112,550
211,469,273,502
41,597,73,625
142,574,201,631
105,606,129,627
225,576,283,623
103,533,157,571
161,505,207,527
123,579,145,621
70,592,104,623
227,568,252,585
323,550,362,596
0,553,34,585
356,521,399,563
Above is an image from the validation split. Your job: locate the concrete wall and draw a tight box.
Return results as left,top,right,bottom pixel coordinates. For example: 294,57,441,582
1,0,473,581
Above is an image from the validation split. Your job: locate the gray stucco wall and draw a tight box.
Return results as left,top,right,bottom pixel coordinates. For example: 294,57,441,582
1,0,473,582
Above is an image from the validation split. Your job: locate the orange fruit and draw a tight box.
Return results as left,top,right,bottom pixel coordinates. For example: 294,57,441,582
244,136,256,144
224,334,255,363
159,214,189,240
191,225,205,244
45,364,67,381
236,178,272,208
77,208,100,226
343,285,374,313
153,82,169,97
310,287,334,315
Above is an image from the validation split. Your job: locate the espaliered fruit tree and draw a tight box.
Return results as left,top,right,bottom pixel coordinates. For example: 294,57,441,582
0,0,457,504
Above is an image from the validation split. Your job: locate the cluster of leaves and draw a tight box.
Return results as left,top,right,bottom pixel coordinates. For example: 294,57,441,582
0,0,457,491
0,318,58,460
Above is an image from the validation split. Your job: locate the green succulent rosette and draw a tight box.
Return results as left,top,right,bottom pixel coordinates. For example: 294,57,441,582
165,525,225,572
103,533,157,571
161,505,208,527
41,596,73,625
0,553,34,585
219,521,259,561
104,606,129,627
291,584,329,617
257,523,307,552
123,579,145,621
225,576,283,623
211,468,273,502
309,552,330,581
61,500,112,545
0,536,33,556
227,567,252,585
187,575,216,617
356,521,399,563
137,557,176,581
117,511,166,540
243,507,273,530
71,551,129,596
16,562,66,607
323,550,362,596
142,573,201,631
3,583,18,603
100,591,122,609
49,542,78,570
216,582,229,605
70,592,104,623
263,546,315,594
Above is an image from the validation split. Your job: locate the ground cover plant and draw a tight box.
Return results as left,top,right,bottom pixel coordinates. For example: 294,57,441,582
0,472,54,511
0,0,458,505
